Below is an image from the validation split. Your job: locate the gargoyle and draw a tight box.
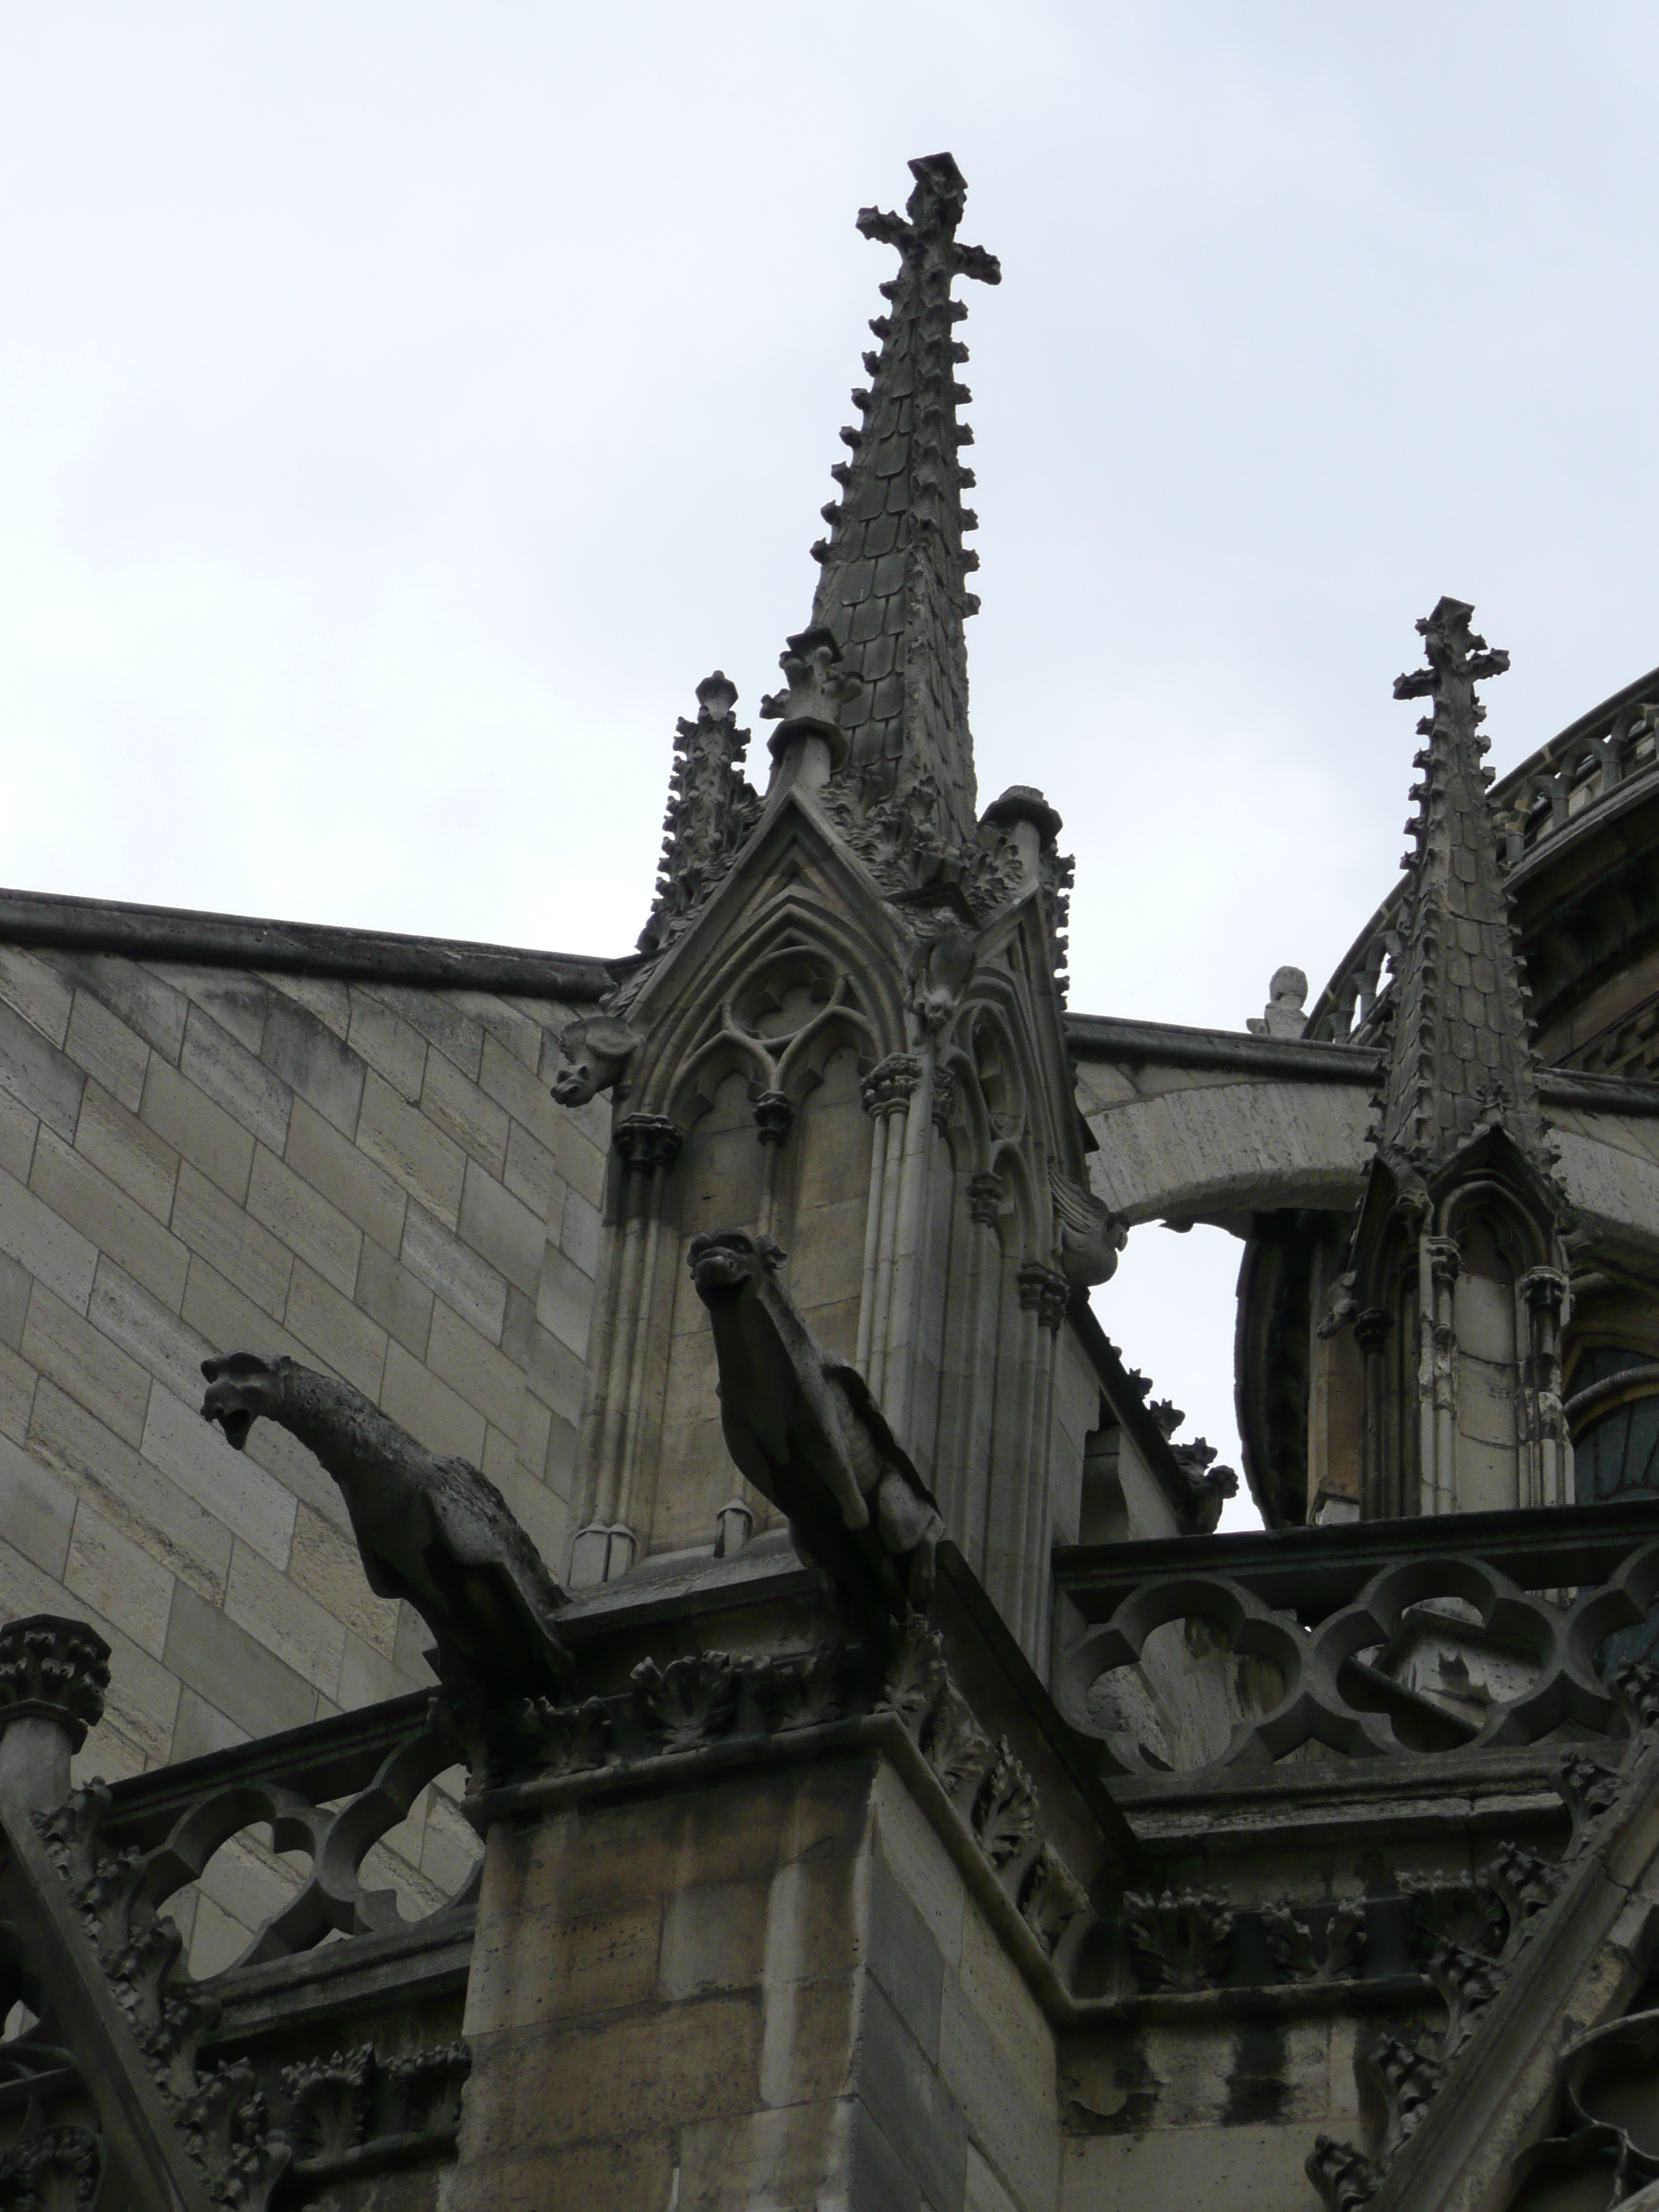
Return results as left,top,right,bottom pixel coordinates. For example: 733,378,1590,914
550,1015,642,1107
687,1231,945,1616
1050,1166,1127,1289
1171,1439,1240,1535
199,1354,569,1701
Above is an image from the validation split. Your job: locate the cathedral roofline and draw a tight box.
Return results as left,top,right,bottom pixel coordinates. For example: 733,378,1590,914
0,884,615,999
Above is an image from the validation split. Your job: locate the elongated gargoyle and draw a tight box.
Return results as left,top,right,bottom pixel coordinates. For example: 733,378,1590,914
199,1354,570,1701
687,1231,945,1617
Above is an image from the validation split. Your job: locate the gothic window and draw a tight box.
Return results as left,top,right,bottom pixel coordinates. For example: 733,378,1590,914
1568,1344,1659,1502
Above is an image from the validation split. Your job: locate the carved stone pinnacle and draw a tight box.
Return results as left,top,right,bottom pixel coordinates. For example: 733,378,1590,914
760,629,860,765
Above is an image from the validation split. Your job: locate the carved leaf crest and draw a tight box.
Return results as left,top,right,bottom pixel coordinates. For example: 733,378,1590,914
1018,1845,1089,1959
878,1618,947,1731
752,1648,845,1734
1485,1840,1566,1948
1560,1749,1625,1856
280,2046,374,2162
1427,1936,1508,2054
922,1682,991,1799
179,2060,291,2211
1262,1897,1366,1983
1307,2133,1383,2212
973,1742,1038,1869
1368,2031,1446,2158
1121,1888,1234,1992
631,1653,739,1753
516,1696,613,1777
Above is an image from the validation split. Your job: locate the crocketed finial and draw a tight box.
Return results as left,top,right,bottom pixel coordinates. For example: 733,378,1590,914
802,154,999,851
1375,596,1548,1174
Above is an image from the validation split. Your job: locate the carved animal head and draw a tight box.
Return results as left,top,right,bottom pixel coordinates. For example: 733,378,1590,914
909,927,977,1032
687,1229,788,1305
200,1352,295,1449
550,1015,642,1107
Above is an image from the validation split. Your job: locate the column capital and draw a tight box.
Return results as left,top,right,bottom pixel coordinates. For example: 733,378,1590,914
1017,1261,1069,1331
1424,1236,1462,1290
614,1115,684,1174
752,1091,795,1147
1519,1265,1569,1313
862,1054,922,1119
0,1615,109,1750
1354,1307,1394,1354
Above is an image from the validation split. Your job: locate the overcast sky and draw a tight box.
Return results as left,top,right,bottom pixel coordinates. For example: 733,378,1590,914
3,4,1656,1526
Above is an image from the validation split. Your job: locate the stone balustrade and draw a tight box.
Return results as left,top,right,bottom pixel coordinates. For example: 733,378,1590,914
1056,1494,1659,1777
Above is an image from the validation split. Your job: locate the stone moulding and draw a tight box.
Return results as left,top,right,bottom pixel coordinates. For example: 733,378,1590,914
280,2037,471,2186
472,1621,1101,2018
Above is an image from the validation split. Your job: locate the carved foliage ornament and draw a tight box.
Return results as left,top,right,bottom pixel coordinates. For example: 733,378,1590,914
1308,1734,1629,2212
0,2125,103,2212
502,1620,1094,1976
280,2038,470,2182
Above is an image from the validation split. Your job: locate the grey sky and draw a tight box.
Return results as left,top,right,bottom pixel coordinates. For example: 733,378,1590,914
1,4,1652,1527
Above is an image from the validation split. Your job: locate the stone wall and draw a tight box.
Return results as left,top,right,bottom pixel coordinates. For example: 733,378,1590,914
0,939,608,1789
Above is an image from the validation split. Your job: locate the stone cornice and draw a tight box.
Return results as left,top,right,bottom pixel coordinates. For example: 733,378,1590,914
1065,1012,1383,1082
0,886,616,1000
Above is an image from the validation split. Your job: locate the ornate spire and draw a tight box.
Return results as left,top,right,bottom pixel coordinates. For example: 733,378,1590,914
637,673,762,956
807,152,999,849
1378,597,1549,1174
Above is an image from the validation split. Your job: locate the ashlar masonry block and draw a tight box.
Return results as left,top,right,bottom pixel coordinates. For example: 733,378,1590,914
452,1749,1066,2212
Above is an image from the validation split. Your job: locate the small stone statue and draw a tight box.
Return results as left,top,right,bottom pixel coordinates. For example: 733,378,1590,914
687,1231,945,1616
199,1354,569,1701
1246,966,1309,1040
550,1015,642,1107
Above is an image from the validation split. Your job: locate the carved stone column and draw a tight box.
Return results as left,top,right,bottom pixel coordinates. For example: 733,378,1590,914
0,1614,109,1812
752,1091,794,1242
856,1054,922,1390
1019,1265,1069,1655
573,1115,684,1588
983,1260,1065,1651
943,1169,1005,1570
1355,1306,1395,1521
1519,1264,1570,1509
1418,1236,1461,1517
882,1051,940,1452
